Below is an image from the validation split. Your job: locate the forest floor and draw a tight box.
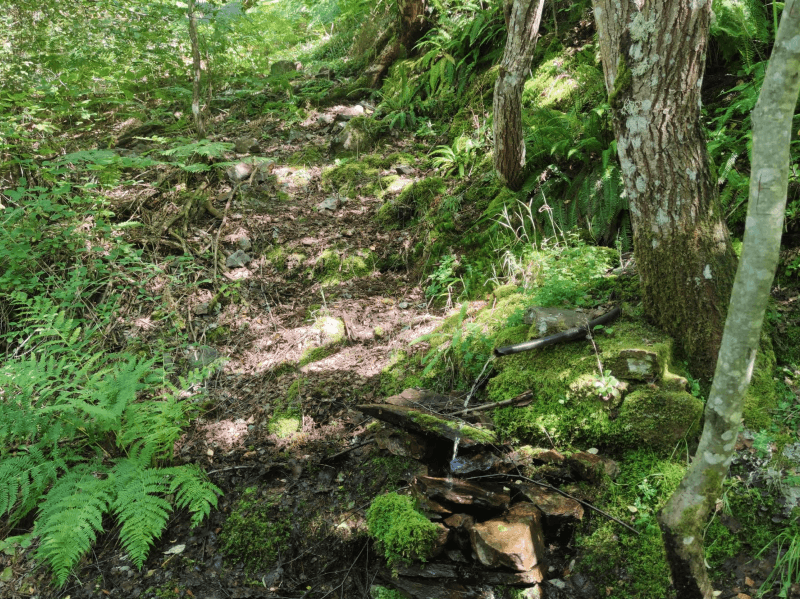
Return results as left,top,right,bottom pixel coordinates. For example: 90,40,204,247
3,78,793,600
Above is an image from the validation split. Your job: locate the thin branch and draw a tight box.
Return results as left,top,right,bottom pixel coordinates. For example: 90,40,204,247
447,390,534,416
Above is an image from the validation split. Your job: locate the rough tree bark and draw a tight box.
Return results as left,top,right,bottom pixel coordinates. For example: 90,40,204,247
188,0,205,139
358,0,430,90
493,0,546,191
658,3,800,596
591,0,738,377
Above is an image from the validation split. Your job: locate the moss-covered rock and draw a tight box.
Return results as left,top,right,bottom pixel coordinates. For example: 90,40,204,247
299,314,345,367
487,317,680,449
376,177,446,229
367,492,440,565
308,247,376,286
618,388,703,451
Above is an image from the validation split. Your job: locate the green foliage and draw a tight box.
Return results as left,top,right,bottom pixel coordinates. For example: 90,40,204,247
372,585,407,599
377,65,420,130
757,523,800,598
366,492,439,566
413,0,505,103
575,449,686,598
0,294,220,586
430,135,480,178
220,487,292,572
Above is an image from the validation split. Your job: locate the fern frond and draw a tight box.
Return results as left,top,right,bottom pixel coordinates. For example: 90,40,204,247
111,458,172,569
35,464,113,587
0,447,64,526
166,464,221,529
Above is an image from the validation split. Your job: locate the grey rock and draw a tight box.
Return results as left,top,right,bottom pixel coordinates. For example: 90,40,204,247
318,114,335,126
237,236,252,251
395,164,414,175
226,249,252,268
317,196,340,211
329,119,375,156
523,306,602,338
234,137,260,154
226,162,253,183
187,345,219,369
270,60,301,76
193,302,210,316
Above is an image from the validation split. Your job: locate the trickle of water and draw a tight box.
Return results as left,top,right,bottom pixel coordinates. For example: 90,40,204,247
451,435,460,462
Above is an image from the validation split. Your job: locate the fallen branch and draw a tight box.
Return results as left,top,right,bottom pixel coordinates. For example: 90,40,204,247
447,390,534,416
493,306,622,357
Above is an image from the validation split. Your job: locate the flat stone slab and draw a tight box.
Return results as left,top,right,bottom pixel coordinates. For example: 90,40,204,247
413,475,510,512
566,451,620,482
606,348,661,381
513,482,585,520
357,404,497,448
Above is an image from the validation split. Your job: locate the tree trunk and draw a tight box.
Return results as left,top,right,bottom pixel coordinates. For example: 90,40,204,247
188,0,205,139
658,3,800,596
592,0,738,377
493,0,546,191
397,0,429,49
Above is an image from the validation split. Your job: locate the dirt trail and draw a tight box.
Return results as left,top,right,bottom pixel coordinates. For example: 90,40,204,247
48,100,450,599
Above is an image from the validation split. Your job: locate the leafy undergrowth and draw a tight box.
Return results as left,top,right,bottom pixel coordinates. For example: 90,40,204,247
2,0,800,598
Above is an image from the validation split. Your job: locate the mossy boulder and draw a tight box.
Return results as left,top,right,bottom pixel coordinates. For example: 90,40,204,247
376,177,446,229
618,388,703,451
329,116,379,157
487,316,682,450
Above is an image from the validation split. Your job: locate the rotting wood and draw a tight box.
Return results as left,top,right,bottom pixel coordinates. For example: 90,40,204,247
493,305,621,356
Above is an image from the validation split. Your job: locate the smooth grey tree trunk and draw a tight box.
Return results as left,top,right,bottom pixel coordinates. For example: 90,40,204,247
493,0,545,191
591,0,738,377
658,2,800,596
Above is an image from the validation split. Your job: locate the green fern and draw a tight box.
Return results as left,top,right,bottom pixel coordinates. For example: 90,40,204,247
0,293,221,586
111,457,175,569
34,465,114,586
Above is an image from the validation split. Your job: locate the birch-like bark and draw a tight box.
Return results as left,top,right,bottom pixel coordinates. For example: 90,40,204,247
658,2,800,596
188,0,205,139
493,0,545,191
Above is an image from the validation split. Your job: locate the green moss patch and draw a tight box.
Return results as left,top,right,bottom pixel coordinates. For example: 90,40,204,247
268,376,304,437
367,492,440,566
522,51,605,111
574,449,686,598
309,248,376,286
220,487,292,572
376,177,446,229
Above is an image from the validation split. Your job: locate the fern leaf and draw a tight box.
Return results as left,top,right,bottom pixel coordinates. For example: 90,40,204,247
166,465,221,529
0,448,62,525
111,458,172,569
35,464,113,587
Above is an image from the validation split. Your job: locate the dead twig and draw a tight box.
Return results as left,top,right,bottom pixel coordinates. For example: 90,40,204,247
471,473,640,535
447,390,534,416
